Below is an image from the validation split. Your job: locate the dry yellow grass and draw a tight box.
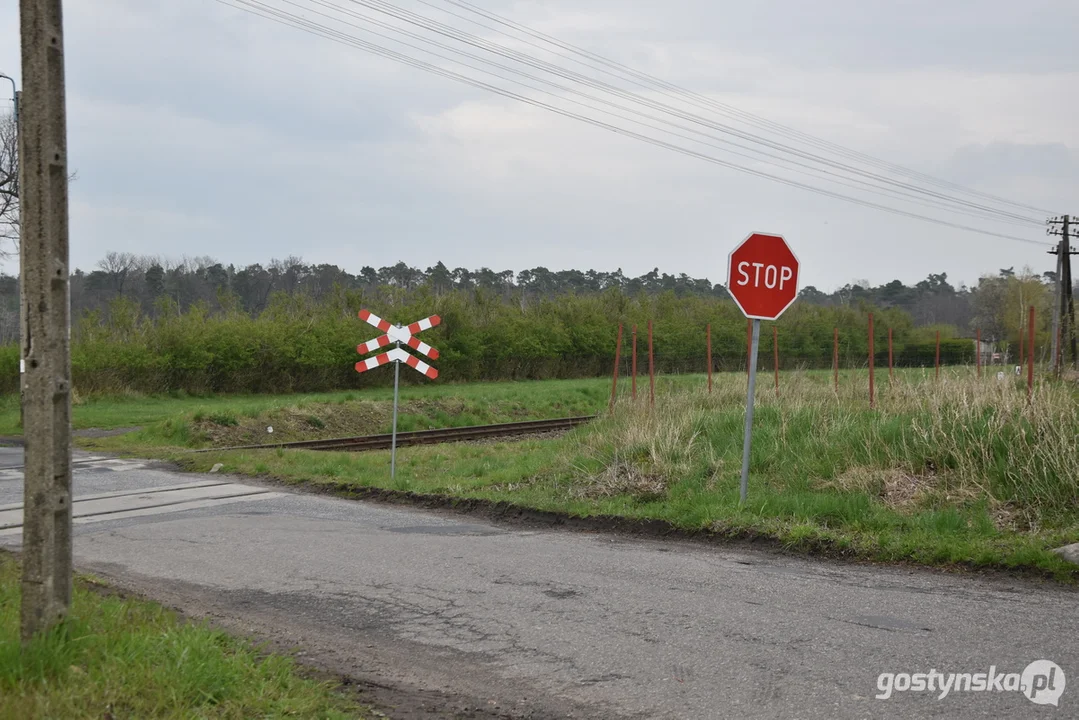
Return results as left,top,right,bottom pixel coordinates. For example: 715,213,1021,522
577,368,1079,520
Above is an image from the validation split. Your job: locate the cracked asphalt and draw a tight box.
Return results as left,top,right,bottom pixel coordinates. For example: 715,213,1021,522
1,447,1076,719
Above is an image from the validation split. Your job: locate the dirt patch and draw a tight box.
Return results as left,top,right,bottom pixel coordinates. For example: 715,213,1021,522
819,467,945,511
194,401,392,447
569,460,667,501
879,470,932,510
190,398,523,448
989,502,1042,534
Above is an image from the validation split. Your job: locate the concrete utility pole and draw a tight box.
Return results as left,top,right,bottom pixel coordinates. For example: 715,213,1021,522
1066,216,1077,368
19,0,73,642
1048,215,1077,369
1050,233,1063,370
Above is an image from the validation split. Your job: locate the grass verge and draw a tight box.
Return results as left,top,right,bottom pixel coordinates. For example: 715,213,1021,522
0,552,372,719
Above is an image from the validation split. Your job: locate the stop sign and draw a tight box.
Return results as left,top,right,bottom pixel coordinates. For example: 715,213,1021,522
726,232,800,320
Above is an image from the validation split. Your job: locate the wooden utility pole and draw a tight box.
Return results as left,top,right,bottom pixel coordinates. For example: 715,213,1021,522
1028,306,1035,400
976,328,982,378
887,327,893,384
1049,230,1064,371
705,323,712,393
935,330,940,380
608,324,622,413
1048,215,1076,368
19,0,73,642
1068,216,1077,367
868,313,875,409
648,320,655,408
832,327,838,391
1018,325,1024,374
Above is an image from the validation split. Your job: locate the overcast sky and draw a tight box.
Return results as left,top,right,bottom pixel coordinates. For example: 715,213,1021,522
1,0,1076,290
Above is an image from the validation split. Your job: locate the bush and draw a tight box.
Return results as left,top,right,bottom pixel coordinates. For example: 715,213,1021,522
0,290,959,396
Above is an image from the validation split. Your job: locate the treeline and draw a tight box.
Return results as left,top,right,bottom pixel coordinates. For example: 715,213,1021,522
0,253,1063,348
0,286,983,396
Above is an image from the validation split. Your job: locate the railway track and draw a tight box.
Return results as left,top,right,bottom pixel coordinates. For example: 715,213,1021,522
194,415,596,454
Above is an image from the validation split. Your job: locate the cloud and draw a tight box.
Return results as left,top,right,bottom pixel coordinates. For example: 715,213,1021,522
70,199,222,261
951,142,1077,180
573,0,1079,73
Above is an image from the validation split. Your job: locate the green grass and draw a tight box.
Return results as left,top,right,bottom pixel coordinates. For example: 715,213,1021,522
0,553,371,719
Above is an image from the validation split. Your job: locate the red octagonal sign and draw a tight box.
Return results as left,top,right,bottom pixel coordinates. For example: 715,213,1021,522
726,232,800,320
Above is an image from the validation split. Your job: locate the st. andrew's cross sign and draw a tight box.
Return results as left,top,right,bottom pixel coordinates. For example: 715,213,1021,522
355,309,441,478
355,310,440,379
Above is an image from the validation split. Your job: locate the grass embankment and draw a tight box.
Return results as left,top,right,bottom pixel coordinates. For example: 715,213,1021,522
0,553,370,719
0,377,610,442
38,370,1079,578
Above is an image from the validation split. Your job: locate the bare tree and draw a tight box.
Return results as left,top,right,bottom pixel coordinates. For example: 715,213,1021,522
97,251,138,296
0,110,74,258
0,110,17,257
132,254,162,273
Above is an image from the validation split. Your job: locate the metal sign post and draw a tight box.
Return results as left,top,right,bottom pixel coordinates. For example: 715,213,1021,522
726,232,800,504
390,342,401,479
740,319,761,503
355,310,440,480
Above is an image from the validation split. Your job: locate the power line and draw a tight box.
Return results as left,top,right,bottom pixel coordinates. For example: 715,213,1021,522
337,0,1043,226
274,0,1039,226
212,0,1051,246
218,0,1051,245
433,0,1055,218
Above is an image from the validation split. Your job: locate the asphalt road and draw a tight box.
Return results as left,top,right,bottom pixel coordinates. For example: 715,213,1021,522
1,447,1075,719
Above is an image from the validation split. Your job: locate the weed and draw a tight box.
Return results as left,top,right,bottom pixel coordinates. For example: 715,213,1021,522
207,411,239,427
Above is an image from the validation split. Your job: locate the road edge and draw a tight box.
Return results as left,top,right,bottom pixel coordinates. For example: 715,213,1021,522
219,469,1078,588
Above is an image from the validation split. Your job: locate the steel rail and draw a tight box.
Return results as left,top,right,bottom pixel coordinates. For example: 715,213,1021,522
189,415,596,454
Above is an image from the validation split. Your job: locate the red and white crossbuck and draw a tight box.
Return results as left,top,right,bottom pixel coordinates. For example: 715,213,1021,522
355,309,440,379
